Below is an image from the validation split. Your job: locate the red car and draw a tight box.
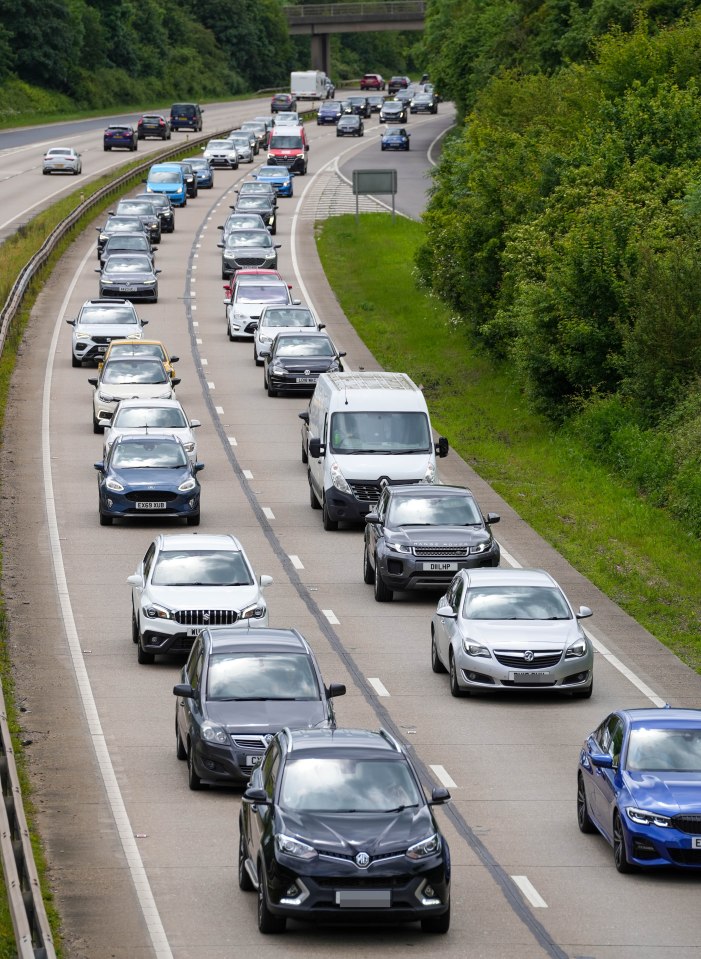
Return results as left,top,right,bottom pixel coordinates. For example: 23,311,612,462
360,73,385,90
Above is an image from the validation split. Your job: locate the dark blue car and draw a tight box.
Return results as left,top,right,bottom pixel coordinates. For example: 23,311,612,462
380,127,410,151
184,156,214,189
94,434,203,526
578,707,701,871
317,101,343,125
104,124,138,152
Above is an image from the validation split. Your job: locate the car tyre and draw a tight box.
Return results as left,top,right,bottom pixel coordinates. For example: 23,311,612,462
238,830,254,891
257,863,286,934
373,559,392,601
99,511,113,526
309,479,321,510
267,381,277,397
421,903,450,934
613,812,635,873
93,415,103,434
137,638,155,665
175,720,187,761
187,741,204,790
363,540,374,584
301,441,308,464
431,632,447,673
131,610,139,645
71,355,81,368
322,497,338,531
577,773,596,834
186,512,200,526
572,678,594,699
254,346,263,367
449,654,467,697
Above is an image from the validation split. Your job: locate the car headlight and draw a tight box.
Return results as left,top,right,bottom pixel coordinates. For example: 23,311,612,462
271,365,286,376
259,334,272,344
97,391,113,402
104,477,124,492
239,601,267,621
462,638,491,658
406,833,441,860
75,332,90,340
201,722,229,745
142,280,156,285
387,542,412,554
101,279,115,286
178,477,197,492
176,186,184,193
330,460,351,494
422,461,437,484
276,834,318,861
565,638,588,659
469,541,490,554
626,808,671,828
263,251,275,259
144,603,172,620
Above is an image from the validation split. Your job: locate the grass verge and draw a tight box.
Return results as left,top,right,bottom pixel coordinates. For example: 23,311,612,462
316,214,701,672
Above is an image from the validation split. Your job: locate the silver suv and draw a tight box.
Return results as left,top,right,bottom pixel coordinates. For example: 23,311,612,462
67,299,146,368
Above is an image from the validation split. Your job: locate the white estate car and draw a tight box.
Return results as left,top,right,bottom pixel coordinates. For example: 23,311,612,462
88,356,177,433
43,146,82,175
253,304,323,365
226,278,299,341
103,398,201,462
127,533,273,664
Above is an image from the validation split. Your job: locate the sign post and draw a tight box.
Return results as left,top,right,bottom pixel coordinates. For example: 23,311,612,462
352,169,398,223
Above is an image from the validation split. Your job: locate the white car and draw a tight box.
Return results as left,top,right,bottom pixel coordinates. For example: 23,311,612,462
228,130,258,158
88,356,177,433
226,279,300,341
225,133,254,163
43,146,82,175
127,533,273,664
253,304,323,365
274,112,301,126
202,139,239,169
102,398,201,462
67,298,146,368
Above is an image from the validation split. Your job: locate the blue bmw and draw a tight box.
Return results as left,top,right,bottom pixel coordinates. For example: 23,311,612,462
94,434,203,526
252,165,294,197
578,707,701,871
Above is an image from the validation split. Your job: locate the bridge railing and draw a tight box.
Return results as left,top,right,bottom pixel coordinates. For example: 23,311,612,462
284,1,425,20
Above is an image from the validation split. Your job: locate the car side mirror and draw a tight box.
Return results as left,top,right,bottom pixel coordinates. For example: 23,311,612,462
217,243,224,249
98,414,113,426
274,244,281,250
155,269,162,275
88,377,98,386
436,436,449,458
309,438,325,458
429,787,450,805
292,299,301,305
189,419,201,428
259,349,270,358
486,512,500,525
298,411,309,424
141,319,148,325
93,462,104,472
217,225,224,230
66,318,76,326
94,269,101,273
365,512,380,525
436,604,456,619
589,752,613,769
126,573,143,587
338,351,347,358
172,378,181,387
243,787,269,805
194,462,205,473
260,575,273,588
326,683,346,699
318,323,326,330
173,683,194,699
170,355,179,363
576,606,593,619
305,144,310,151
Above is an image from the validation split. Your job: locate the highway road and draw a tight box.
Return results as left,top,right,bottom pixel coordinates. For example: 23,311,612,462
1,95,700,959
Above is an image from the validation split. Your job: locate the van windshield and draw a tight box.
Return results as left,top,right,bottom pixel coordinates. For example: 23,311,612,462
330,412,431,454
270,136,303,150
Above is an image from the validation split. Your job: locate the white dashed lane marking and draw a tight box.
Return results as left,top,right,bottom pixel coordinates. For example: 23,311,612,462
430,765,457,789
511,876,547,908
323,609,340,625
367,677,390,697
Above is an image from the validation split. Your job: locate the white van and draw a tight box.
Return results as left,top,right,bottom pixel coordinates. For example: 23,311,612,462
299,372,449,530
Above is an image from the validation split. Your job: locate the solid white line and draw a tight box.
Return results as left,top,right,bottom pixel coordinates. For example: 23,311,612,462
511,876,547,908
367,677,390,697
288,554,304,570
323,609,340,625
262,507,275,520
243,469,253,480
429,764,457,788
43,246,173,958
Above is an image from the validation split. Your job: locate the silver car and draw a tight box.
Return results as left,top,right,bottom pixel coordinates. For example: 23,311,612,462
202,139,239,168
88,357,177,433
43,146,82,175
103,398,201,462
227,131,255,162
431,568,594,698
253,304,321,365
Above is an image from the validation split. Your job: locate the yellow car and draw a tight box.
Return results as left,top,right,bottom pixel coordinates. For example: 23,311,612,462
98,339,179,379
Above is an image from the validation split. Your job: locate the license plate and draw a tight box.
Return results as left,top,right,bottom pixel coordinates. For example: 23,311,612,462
296,377,316,384
692,838,701,849
421,562,458,571
336,890,391,908
187,627,202,637
120,286,137,292
136,501,166,509
246,755,263,767
509,671,551,683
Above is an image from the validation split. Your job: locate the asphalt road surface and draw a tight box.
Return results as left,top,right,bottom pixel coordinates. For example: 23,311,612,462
1,96,700,959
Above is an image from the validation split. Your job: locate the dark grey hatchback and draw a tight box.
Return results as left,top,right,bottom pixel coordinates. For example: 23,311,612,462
173,626,346,789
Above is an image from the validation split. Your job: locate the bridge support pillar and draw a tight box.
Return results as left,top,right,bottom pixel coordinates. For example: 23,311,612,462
311,33,331,76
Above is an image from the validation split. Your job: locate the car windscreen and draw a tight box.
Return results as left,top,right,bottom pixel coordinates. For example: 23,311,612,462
388,494,482,527
235,285,288,304
262,309,314,328
269,136,303,149
104,236,149,252
79,307,138,325
103,256,152,273
462,585,571,620
329,411,431,454
206,653,320,701
383,103,402,111
274,336,334,357
151,549,252,586
279,757,421,812
226,231,273,248
109,344,165,361
148,171,180,183
239,183,272,194
101,360,168,384
235,197,271,210
226,216,265,230
111,441,187,469
207,140,233,150
626,727,701,771
106,218,143,231
117,202,154,215
186,159,208,169
114,406,186,428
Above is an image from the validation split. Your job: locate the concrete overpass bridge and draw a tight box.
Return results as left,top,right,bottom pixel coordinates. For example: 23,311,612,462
283,2,426,76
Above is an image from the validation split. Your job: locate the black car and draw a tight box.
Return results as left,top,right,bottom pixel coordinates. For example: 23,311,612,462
233,194,277,234
388,75,411,95
366,94,386,113
342,96,371,118
134,192,175,234
363,484,500,602
218,229,280,279
173,626,346,789
96,216,148,255
112,199,162,242
262,331,345,396
239,727,451,934
99,233,156,268
172,161,198,198
271,93,297,113
96,253,161,302
336,114,364,137
317,101,343,125
379,100,409,124
410,92,438,114
137,113,171,139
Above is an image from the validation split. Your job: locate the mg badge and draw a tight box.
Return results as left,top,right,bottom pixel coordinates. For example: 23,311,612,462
355,852,370,868
524,650,534,662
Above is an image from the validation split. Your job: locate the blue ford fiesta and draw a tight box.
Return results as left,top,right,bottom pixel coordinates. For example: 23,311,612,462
252,165,294,197
94,434,203,526
578,707,701,872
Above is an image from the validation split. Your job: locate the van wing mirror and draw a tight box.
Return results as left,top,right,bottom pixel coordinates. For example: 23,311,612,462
435,436,449,458
298,411,310,424
309,437,325,458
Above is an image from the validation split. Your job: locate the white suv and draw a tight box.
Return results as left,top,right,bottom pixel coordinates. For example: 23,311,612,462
253,304,323,365
226,279,299,341
128,533,273,664
67,298,146,367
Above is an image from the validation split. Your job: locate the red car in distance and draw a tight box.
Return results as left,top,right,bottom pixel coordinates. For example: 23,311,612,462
360,73,385,90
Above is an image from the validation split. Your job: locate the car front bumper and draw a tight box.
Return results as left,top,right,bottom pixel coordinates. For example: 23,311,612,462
452,649,593,692
139,608,269,655
99,488,199,521
376,543,500,590
99,283,158,301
